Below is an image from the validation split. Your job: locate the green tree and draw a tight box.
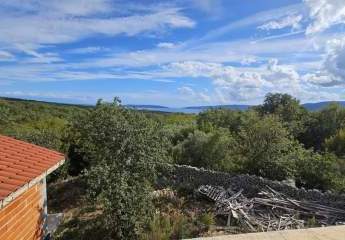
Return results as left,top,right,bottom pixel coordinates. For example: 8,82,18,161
173,129,238,172
0,105,10,127
256,93,307,138
197,109,241,133
296,151,340,191
197,108,259,134
236,115,298,180
68,99,168,239
301,103,345,151
6,117,66,151
325,128,345,158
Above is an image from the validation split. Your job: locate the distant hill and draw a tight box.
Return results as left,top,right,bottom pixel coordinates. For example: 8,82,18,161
1,96,345,113
184,102,345,112
302,101,345,111
0,96,93,109
0,96,90,133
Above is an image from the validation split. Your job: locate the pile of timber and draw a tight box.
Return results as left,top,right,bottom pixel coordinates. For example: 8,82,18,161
197,185,345,232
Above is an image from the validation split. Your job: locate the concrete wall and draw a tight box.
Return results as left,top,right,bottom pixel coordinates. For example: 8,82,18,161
157,164,345,208
0,181,44,240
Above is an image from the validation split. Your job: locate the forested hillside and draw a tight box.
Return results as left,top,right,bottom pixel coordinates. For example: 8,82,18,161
0,97,89,151
1,94,345,239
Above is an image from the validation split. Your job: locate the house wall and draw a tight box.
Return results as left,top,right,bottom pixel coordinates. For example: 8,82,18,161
0,181,44,240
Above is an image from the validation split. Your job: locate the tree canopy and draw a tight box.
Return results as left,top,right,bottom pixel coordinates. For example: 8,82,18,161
66,99,168,239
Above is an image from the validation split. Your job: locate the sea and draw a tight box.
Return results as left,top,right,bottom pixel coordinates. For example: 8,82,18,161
131,107,202,114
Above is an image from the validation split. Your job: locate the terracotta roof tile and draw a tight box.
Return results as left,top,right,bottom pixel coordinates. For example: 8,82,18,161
0,135,64,201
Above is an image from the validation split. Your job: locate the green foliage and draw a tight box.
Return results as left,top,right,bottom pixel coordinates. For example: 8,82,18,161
4,93,345,239
256,93,307,137
306,216,318,228
68,99,168,239
296,151,340,191
197,108,259,133
197,108,242,132
301,103,345,151
0,97,88,127
0,105,11,126
198,212,215,228
141,214,173,240
325,128,345,158
173,129,239,172
257,93,304,118
235,115,299,180
0,97,87,150
6,117,66,150
141,213,192,240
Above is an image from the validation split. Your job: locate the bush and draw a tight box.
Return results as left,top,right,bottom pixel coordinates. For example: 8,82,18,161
141,213,193,240
256,93,307,138
141,214,173,240
325,128,345,158
197,108,259,134
296,151,341,191
173,129,239,172
236,115,298,180
5,117,66,151
198,212,215,228
301,103,345,151
68,99,168,239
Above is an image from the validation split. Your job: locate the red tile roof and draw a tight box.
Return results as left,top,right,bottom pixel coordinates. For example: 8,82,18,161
0,135,64,201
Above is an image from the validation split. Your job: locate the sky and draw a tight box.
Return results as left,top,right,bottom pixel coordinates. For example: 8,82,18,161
1,0,345,107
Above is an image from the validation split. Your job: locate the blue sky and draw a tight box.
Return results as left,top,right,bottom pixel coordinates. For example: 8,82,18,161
1,0,345,107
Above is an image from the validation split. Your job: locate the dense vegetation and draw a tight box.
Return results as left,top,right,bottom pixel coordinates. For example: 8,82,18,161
1,93,345,239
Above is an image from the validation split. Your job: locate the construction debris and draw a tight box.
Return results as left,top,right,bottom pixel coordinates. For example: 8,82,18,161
197,185,345,232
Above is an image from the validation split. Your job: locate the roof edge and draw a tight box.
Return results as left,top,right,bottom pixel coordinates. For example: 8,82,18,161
0,158,65,210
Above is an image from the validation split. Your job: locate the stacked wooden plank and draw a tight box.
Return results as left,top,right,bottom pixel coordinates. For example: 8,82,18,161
197,185,345,232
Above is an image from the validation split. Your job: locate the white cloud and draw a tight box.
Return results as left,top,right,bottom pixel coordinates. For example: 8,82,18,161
0,0,112,17
193,3,303,43
178,86,211,103
152,79,175,83
166,59,313,103
258,14,303,31
305,0,345,34
0,50,14,61
241,56,257,66
168,61,264,102
178,86,195,95
0,2,195,50
0,90,99,103
15,44,63,63
305,37,345,86
75,35,319,70
265,59,300,89
271,1,345,88
1,0,344,106
157,42,177,49
67,47,110,54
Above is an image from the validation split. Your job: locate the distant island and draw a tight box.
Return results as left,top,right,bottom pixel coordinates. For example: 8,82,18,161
126,104,169,109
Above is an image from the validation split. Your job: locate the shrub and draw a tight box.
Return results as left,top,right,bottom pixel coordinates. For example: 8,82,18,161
141,214,173,240
173,129,239,172
236,115,298,180
68,99,168,239
198,212,215,228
